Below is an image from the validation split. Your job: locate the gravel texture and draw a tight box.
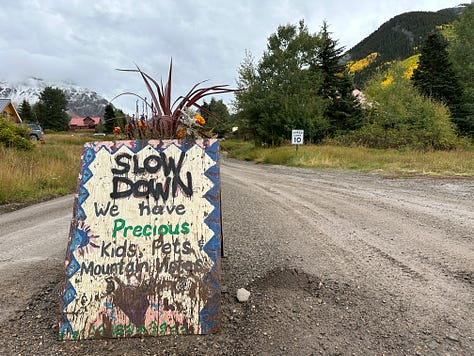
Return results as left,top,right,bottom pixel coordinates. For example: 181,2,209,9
0,158,473,355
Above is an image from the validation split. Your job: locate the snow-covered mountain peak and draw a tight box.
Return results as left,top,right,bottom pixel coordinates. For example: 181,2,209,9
0,77,109,117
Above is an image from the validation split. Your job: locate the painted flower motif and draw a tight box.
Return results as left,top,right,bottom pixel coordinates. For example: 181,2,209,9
75,220,99,255
177,128,185,139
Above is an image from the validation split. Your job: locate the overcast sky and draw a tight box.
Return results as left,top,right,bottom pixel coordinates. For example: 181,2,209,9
0,0,463,114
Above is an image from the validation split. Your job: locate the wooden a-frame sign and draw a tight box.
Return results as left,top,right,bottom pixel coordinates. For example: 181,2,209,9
59,139,222,340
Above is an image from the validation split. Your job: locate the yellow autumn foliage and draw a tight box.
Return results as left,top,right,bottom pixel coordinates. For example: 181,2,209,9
402,54,419,79
378,55,419,86
347,52,379,74
437,23,456,42
381,75,393,86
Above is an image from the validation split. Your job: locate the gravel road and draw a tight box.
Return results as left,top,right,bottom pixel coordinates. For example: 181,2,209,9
0,158,473,355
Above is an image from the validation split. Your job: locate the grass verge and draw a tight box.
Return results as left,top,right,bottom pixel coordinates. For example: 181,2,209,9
0,132,114,205
221,140,474,178
2,136,473,207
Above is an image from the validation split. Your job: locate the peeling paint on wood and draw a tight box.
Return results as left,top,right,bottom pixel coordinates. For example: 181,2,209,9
59,139,221,340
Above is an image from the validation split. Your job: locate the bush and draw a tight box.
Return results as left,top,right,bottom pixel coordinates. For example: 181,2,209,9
0,118,34,150
337,62,458,150
337,125,457,150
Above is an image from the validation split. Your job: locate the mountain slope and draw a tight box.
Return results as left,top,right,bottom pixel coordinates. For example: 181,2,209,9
0,78,109,118
345,7,462,86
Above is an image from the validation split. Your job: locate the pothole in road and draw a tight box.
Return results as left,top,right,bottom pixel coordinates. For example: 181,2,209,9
453,270,473,285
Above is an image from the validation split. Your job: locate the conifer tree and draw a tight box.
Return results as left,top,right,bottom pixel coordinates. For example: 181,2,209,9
315,22,363,135
411,32,465,132
104,103,116,133
449,3,474,136
35,87,69,131
18,99,33,122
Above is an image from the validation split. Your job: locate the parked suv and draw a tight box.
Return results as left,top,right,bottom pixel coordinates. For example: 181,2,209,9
27,123,44,141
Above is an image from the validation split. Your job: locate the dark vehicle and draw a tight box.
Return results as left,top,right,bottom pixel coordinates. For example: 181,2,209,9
27,123,44,142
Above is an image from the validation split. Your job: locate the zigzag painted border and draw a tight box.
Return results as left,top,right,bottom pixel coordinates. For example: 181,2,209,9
60,145,96,336
199,140,221,333
60,140,221,338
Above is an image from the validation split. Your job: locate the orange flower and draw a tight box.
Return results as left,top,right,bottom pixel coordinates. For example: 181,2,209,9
177,128,185,139
193,114,205,125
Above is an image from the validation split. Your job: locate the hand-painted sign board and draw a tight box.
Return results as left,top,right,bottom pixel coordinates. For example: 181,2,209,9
59,139,221,340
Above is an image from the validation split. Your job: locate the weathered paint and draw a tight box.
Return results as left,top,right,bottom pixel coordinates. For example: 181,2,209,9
59,139,221,340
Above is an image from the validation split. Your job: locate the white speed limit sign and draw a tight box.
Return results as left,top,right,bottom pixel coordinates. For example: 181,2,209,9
291,130,304,145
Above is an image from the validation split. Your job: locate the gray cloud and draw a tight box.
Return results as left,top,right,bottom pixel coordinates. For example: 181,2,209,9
0,0,461,114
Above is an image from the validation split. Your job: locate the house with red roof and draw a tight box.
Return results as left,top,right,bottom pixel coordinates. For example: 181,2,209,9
69,116,101,131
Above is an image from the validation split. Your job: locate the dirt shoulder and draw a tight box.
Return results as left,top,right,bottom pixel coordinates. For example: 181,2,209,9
0,159,472,355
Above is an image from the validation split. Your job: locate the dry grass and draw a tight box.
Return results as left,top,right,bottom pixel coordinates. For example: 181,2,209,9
222,141,474,178
2,137,473,206
0,133,111,205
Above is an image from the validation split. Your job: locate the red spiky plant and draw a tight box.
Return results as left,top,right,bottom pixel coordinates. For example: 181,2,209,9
113,60,235,140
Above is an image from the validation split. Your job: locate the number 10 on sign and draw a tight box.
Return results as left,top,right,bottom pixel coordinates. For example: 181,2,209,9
292,130,304,151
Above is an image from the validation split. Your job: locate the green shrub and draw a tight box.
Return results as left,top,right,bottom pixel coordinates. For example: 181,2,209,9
0,118,33,150
338,62,458,150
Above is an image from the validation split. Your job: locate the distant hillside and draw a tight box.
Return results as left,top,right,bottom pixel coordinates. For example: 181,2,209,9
345,7,462,86
0,77,109,118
